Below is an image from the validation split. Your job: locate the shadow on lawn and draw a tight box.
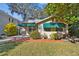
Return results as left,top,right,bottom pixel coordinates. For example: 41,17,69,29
0,41,22,56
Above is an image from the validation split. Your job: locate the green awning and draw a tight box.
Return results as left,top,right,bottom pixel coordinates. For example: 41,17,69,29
43,22,65,28
18,23,36,27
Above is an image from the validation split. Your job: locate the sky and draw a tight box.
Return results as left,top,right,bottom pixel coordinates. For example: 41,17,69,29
0,3,47,21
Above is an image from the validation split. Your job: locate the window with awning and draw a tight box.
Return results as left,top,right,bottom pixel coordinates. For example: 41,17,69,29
43,22,65,28
43,22,65,31
17,23,37,31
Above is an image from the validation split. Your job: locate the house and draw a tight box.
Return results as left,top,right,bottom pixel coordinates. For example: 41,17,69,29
18,15,68,38
0,10,21,35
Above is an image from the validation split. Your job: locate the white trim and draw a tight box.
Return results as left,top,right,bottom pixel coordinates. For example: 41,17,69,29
36,15,54,24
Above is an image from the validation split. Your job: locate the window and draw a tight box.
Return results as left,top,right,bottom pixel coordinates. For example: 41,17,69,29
44,28,63,32
51,28,56,31
44,28,51,31
56,28,63,31
44,28,56,31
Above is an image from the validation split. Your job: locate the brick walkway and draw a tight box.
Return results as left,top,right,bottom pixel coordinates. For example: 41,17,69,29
12,38,64,42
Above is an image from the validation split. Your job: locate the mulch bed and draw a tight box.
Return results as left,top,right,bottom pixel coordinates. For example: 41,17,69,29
11,38,64,42
26,39,64,42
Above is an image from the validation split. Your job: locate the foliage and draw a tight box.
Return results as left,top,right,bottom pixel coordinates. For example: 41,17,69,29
44,3,79,24
45,3,79,36
42,34,48,39
50,33,58,40
7,3,46,21
4,23,18,36
29,30,41,39
68,21,79,37
0,42,21,56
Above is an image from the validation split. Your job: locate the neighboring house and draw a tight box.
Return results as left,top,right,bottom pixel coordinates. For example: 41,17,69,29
0,10,21,35
18,15,68,39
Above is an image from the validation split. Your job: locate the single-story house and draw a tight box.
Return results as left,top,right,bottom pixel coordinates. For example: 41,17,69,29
0,10,21,35
18,15,68,38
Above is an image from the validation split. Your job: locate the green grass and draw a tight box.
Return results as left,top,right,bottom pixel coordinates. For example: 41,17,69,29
0,41,22,56
0,41,79,56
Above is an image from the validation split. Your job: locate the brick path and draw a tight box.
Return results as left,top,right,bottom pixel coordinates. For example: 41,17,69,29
12,38,64,42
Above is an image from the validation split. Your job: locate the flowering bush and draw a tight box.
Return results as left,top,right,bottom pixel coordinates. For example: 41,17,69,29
4,23,18,36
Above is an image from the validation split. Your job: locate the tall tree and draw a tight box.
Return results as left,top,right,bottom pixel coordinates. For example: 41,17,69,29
45,3,79,36
44,3,79,24
7,3,46,21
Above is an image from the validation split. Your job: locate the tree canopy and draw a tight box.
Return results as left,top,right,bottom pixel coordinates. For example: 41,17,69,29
44,3,79,24
44,3,79,36
7,3,46,21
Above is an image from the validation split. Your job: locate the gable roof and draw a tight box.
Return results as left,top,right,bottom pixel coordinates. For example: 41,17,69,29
36,15,67,25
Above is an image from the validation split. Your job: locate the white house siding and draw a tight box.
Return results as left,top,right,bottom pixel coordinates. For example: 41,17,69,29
38,21,67,39
38,21,52,38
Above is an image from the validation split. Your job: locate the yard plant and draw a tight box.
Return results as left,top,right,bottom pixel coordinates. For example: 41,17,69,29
29,30,41,39
50,33,58,40
4,23,18,36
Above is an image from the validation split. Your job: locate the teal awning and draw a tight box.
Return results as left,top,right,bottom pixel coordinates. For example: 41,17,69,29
43,23,65,28
18,23,36,27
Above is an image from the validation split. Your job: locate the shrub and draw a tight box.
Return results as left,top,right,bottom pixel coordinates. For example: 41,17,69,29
4,23,18,36
50,33,58,40
29,30,41,39
41,34,48,39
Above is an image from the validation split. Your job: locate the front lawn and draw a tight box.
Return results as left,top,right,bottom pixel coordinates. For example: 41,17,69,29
0,41,79,56
0,41,22,56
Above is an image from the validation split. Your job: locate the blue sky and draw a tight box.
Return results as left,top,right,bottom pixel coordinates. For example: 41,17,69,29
0,3,46,21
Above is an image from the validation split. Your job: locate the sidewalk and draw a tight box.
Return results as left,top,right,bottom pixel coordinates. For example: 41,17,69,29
0,37,12,44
